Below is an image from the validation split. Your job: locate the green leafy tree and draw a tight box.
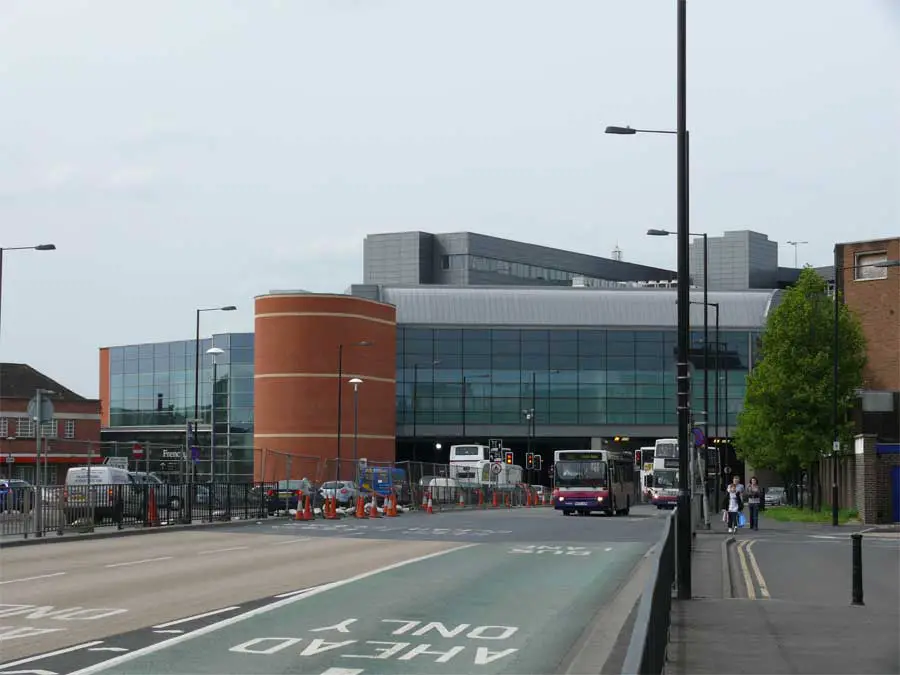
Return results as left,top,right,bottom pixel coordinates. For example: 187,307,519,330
734,267,866,473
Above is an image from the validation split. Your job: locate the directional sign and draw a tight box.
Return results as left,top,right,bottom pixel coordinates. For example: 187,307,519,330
692,427,706,448
491,463,502,475
0,482,9,496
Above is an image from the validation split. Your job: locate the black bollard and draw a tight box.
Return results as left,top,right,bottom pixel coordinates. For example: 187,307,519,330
851,533,864,606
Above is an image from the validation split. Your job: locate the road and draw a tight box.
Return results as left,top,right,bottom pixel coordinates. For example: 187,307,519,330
0,505,669,675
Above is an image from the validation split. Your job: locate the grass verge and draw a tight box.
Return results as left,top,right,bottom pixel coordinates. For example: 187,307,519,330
763,505,859,524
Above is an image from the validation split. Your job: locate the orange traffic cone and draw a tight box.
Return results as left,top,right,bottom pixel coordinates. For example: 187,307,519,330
425,493,434,514
477,489,484,508
526,490,532,507
505,493,511,509
325,497,340,520
355,495,367,518
304,494,313,519
458,491,465,508
369,495,380,519
385,494,397,517
492,491,498,508
146,487,159,527
295,495,308,521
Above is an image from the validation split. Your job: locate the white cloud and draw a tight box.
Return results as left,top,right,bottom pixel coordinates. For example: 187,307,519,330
103,165,157,190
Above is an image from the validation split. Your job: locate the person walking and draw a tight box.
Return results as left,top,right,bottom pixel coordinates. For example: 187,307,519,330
725,482,742,534
746,476,762,530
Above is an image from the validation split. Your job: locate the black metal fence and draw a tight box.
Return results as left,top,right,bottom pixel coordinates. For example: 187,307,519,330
622,509,676,675
0,482,278,540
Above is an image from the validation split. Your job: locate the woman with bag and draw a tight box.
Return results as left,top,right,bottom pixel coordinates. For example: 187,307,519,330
746,477,762,530
725,483,742,533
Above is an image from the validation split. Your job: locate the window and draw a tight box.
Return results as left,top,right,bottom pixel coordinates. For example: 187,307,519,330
64,419,76,439
16,418,35,437
0,418,6,437
41,420,58,438
854,251,888,280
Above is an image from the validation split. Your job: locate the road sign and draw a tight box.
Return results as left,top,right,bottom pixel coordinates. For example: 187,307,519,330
0,482,8,496
832,441,841,453
191,446,200,463
26,396,54,422
4,456,14,464
724,465,732,475
691,427,706,447
489,438,503,450
491,462,502,475
132,442,144,459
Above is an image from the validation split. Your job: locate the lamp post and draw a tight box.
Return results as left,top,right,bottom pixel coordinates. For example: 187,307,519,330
336,341,373,483
786,241,808,268
606,0,692,597
0,244,56,345
193,306,236,482
206,347,224,483
348,377,363,487
830,257,899,526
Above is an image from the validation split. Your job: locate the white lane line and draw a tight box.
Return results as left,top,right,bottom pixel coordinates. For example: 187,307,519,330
197,546,248,555
0,641,104,669
275,585,324,599
88,647,129,652
0,572,66,585
320,669,365,675
272,537,311,545
105,556,173,568
68,544,479,675
152,629,184,634
152,606,240,628
604,547,613,552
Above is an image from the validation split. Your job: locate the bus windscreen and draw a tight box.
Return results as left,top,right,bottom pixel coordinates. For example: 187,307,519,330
655,442,678,459
554,460,608,488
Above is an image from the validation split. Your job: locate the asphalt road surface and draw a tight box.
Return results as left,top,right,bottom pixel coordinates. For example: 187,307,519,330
0,505,670,675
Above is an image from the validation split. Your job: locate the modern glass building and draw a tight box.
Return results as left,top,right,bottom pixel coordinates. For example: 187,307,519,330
99,333,255,478
99,285,778,476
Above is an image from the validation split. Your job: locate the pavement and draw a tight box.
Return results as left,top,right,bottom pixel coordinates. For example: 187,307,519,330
667,511,900,675
0,504,670,675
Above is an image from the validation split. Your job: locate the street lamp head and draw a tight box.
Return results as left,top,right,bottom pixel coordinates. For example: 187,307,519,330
605,125,637,135
355,340,373,347
220,306,237,311
35,244,56,251
434,443,442,450
348,377,363,385
647,229,672,237
873,260,900,268
206,347,224,355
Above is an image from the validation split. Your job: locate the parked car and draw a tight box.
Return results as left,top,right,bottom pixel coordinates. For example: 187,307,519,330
265,479,317,514
764,486,786,507
0,479,34,512
319,480,358,506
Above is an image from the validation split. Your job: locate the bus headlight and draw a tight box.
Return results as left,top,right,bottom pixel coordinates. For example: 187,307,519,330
558,497,564,502
598,497,604,502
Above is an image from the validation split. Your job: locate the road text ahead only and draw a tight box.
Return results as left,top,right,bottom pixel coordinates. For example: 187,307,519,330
62,541,648,675
0,605,128,642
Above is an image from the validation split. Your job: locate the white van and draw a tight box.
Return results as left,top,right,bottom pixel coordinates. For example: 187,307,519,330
63,466,142,525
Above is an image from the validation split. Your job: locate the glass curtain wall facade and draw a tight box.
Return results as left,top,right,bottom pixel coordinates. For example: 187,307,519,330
107,333,255,476
396,327,757,432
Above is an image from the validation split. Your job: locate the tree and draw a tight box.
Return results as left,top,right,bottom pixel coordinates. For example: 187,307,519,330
734,267,866,474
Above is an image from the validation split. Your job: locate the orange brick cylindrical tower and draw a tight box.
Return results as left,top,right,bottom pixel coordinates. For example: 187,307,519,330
253,292,397,482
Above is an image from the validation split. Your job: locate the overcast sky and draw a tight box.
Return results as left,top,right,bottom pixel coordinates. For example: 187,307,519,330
1,0,897,399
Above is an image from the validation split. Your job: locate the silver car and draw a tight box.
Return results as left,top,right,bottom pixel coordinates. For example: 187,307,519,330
764,486,786,506
319,480,358,506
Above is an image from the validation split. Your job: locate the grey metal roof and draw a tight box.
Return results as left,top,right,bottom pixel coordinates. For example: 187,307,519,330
379,286,781,329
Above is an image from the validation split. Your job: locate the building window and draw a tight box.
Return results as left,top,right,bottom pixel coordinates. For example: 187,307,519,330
41,420,58,438
0,418,7,437
854,251,888,280
64,419,76,439
16,418,35,438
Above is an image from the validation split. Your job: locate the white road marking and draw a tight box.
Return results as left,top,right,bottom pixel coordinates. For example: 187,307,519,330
105,557,173,569
152,629,183,635
274,585,324,599
0,572,66,585
320,669,364,675
197,546,249,555
0,669,58,674
736,540,756,600
604,547,613,552
87,648,129,652
272,537,311,545
0,641,103,669
152,607,240,629
67,544,478,675
745,540,771,599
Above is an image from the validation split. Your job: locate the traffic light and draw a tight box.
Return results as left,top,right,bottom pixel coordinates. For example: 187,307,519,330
525,452,534,470
634,450,642,466
504,451,514,465
534,455,542,471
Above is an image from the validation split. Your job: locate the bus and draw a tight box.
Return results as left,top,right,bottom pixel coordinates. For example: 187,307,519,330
649,438,679,509
552,449,634,516
449,444,523,490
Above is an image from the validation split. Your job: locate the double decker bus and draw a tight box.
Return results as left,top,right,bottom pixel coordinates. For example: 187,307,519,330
648,438,679,508
448,444,523,490
638,446,655,500
552,449,634,516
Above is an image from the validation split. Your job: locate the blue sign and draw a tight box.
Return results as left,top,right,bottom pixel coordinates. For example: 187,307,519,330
0,482,9,496
191,446,200,463
692,427,706,447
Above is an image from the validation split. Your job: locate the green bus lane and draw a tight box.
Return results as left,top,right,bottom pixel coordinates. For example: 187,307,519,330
89,541,648,675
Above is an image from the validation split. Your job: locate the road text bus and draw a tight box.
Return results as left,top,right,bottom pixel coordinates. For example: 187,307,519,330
552,449,634,516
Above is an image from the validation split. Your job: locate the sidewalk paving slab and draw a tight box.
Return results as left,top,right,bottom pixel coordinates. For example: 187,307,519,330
666,515,900,675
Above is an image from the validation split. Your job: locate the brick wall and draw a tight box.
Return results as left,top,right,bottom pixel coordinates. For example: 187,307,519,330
875,452,900,523
837,237,900,392
853,434,879,523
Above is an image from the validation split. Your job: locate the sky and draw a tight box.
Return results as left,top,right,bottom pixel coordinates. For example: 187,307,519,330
0,0,897,399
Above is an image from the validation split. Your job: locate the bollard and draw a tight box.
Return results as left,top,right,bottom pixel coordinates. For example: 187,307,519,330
851,533,864,606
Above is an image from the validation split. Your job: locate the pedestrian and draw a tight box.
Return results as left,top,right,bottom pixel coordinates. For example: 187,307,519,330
725,482,742,533
746,476,762,530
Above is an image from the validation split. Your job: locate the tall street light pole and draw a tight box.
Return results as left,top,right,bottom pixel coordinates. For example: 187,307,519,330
0,244,56,345
786,241,808,268
206,347,224,482
349,377,363,487
336,341,372,483
193,306,236,482
830,257,899,526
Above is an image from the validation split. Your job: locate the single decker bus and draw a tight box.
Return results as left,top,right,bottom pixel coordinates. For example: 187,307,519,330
552,449,633,516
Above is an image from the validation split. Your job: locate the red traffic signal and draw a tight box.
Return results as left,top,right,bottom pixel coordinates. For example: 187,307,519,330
504,451,514,465
634,450,642,466
526,452,534,469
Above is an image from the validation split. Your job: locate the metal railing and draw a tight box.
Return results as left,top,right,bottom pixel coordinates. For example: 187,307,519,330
622,509,677,675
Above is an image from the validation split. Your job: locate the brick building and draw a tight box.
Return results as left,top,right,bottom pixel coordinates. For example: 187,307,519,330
833,236,900,522
0,363,102,484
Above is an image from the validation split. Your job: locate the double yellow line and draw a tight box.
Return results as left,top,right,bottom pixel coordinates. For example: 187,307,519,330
735,539,770,600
